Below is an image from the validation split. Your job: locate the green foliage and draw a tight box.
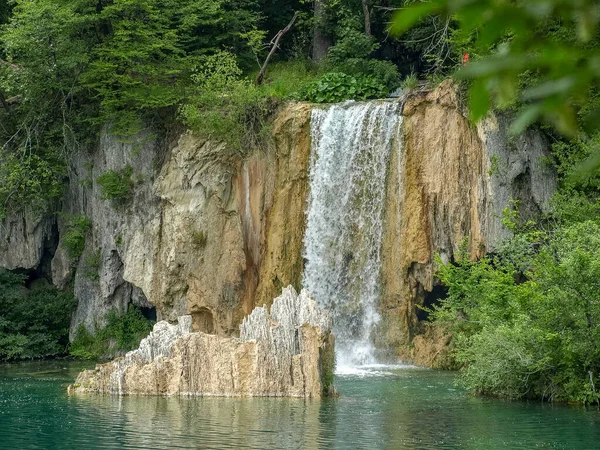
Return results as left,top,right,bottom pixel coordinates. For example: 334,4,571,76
391,0,600,181
0,1,99,217
0,0,11,24
299,72,387,103
325,7,400,90
0,151,66,220
62,215,92,260
254,60,322,99
0,0,264,214
80,0,185,133
70,306,154,360
401,73,419,90
0,270,76,360
97,165,134,203
180,51,281,153
433,206,600,404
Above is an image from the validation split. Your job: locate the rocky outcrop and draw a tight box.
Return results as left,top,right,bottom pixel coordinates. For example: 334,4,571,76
0,210,56,271
0,86,556,368
0,102,313,339
63,130,161,335
68,287,334,398
380,81,556,365
146,103,312,336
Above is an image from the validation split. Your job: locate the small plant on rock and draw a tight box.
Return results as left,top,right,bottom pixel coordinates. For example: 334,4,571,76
97,165,134,204
62,215,92,260
84,248,102,281
401,73,419,90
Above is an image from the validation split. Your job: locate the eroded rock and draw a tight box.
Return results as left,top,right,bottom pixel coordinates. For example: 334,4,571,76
380,80,556,365
68,286,335,398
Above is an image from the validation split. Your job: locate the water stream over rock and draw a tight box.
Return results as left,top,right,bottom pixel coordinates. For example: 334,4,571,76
303,100,402,370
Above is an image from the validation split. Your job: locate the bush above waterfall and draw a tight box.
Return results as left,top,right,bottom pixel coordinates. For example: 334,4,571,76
299,72,388,103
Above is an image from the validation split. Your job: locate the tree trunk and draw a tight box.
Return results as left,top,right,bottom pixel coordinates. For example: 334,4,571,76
0,90,8,112
362,0,371,36
312,0,332,62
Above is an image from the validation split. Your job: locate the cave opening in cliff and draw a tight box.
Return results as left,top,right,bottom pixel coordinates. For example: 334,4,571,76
140,306,157,322
192,308,215,334
417,284,448,322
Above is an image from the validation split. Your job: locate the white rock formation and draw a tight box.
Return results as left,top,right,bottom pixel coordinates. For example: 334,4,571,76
69,286,335,398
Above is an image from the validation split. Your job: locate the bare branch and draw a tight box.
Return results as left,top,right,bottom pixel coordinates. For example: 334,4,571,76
255,12,299,86
0,58,21,71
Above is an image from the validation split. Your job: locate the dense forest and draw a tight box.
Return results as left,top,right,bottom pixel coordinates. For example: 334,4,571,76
0,0,441,222
1,0,600,404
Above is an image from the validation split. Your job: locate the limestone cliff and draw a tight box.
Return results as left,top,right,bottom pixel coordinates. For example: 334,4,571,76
0,103,313,339
380,81,556,366
68,287,334,398
0,84,556,367
0,209,57,271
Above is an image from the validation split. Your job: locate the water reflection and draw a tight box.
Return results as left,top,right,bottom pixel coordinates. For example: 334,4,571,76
69,394,324,449
1,361,600,449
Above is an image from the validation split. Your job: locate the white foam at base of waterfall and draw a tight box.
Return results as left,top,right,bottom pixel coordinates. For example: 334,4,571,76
303,100,402,370
335,363,422,377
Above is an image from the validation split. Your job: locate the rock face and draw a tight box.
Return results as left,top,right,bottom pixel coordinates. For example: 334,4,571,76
68,287,334,398
0,103,312,339
0,210,57,271
0,84,557,367
380,81,556,365
63,130,161,335
147,103,312,335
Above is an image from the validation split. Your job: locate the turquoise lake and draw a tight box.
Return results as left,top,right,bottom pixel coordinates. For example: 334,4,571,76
1,360,599,449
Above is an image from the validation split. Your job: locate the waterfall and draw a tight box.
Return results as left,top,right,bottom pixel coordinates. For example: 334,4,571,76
303,100,402,370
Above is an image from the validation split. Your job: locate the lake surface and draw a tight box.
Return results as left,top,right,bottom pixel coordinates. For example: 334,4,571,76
1,360,599,449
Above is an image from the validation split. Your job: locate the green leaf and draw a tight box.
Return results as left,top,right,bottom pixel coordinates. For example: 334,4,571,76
456,55,529,79
568,144,600,185
469,78,491,123
549,105,578,137
389,0,445,36
509,104,543,136
521,76,578,101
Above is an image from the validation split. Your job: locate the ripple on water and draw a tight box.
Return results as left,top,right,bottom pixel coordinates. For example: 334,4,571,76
2,360,600,449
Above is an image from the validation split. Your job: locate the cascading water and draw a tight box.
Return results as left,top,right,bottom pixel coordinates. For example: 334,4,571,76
302,100,402,372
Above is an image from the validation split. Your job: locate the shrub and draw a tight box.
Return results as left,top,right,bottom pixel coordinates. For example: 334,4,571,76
70,306,154,360
62,215,92,259
401,73,419,90
0,270,76,360
325,15,400,90
0,151,66,220
97,165,134,203
299,72,388,103
433,219,600,404
180,51,278,154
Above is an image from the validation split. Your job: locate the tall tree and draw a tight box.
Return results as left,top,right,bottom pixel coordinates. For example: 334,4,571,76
312,0,332,61
362,0,371,36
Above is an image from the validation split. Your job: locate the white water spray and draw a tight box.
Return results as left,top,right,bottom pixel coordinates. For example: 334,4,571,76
302,100,402,371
